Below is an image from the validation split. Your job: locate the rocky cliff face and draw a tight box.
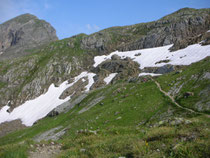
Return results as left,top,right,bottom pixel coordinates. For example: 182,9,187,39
0,13,58,60
81,8,210,54
0,34,93,109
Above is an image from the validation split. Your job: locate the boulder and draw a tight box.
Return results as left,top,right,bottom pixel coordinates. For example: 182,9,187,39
111,54,121,60
183,92,194,98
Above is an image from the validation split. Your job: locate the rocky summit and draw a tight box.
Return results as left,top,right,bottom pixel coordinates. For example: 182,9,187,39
0,8,210,158
0,13,58,60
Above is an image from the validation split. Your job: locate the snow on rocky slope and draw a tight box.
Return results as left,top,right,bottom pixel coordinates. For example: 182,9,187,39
0,43,210,126
0,72,95,126
94,44,210,69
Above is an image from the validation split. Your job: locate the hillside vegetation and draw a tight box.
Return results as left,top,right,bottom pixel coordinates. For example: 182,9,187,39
0,57,209,158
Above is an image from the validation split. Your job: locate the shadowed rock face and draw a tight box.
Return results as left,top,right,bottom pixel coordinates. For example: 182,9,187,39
0,13,58,60
170,31,210,51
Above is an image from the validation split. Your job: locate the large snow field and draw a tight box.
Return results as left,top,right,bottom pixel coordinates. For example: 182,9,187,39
93,44,210,69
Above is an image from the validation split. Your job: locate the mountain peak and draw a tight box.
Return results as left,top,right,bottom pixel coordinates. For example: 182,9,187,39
0,13,58,60
3,13,37,25
16,13,37,18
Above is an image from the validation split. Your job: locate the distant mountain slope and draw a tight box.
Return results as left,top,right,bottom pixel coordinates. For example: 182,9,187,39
0,13,58,60
0,8,209,120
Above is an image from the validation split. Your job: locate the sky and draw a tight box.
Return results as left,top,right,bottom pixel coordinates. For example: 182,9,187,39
0,0,210,39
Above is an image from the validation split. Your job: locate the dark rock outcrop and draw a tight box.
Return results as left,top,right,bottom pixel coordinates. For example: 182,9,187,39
93,56,140,75
0,13,58,60
201,31,210,45
170,30,210,51
143,65,176,74
92,55,140,87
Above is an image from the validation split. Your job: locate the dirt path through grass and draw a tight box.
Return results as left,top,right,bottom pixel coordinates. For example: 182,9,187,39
151,78,210,118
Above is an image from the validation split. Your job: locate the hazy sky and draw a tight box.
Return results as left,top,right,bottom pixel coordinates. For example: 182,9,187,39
0,0,210,39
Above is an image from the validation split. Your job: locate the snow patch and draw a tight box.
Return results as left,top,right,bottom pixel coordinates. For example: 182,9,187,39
93,44,210,69
0,71,96,126
84,73,96,92
139,73,162,77
104,73,118,84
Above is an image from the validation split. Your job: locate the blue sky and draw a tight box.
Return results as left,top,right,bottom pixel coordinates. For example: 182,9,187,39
0,0,210,39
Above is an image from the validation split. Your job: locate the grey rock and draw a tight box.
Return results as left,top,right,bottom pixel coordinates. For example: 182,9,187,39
202,72,210,79
48,93,88,116
80,8,210,54
195,85,210,112
34,126,66,142
80,149,86,152
116,116,122,120
81,32,110,54
143,64,175,74
114,111,120,115
201,31,210,46
168,82,185,97
111,54,121,60
0,13,58,60
78,96,105,114
93,56,140,81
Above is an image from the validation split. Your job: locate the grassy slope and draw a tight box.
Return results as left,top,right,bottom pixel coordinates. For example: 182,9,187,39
0,58,209,158
157,57,210,113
